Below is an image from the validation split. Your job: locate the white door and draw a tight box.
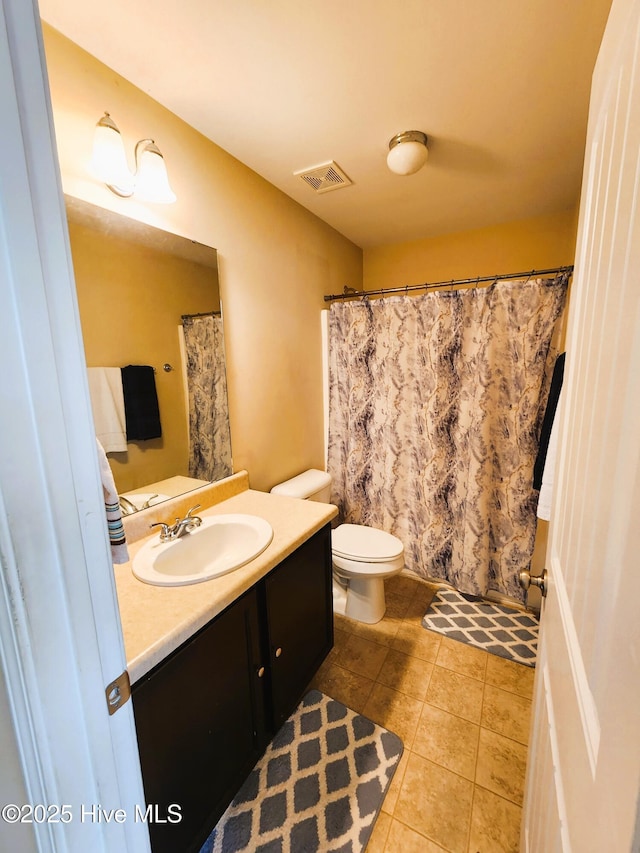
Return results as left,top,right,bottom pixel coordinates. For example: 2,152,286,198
522,0,640,849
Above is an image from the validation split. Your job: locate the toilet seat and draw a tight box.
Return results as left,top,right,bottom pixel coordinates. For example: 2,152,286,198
332,553,404,578
332,524,404,562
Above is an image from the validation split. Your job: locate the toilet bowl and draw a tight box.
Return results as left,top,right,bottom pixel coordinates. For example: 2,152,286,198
270,470,405,624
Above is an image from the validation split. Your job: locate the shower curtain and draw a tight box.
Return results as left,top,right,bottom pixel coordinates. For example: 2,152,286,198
327,275,568,601
182,313,232,482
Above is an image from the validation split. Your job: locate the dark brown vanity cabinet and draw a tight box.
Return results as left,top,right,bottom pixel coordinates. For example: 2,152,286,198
131,523,333,853
264,525,334,729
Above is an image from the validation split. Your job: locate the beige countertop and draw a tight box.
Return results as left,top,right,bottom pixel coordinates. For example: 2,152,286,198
115,482,338,684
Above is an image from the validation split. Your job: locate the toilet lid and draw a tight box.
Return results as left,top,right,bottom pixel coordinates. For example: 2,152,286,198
332,524,404,563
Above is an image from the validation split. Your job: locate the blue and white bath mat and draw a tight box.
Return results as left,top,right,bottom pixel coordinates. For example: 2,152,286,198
200,690,403,853
422,587,538,667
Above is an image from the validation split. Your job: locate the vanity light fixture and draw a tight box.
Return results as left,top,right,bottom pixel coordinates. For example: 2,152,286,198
386,130,429,176
91,112,177,204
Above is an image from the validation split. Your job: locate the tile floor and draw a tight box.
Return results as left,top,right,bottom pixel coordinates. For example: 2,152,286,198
308,573,535,853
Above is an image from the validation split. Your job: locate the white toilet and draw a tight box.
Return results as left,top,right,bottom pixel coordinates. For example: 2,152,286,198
270,469,405,624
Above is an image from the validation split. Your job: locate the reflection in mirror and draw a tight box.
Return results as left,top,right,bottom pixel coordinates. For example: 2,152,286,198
65,195,232,513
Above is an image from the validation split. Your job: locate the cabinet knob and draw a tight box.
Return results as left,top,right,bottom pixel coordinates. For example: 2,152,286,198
275,647,283,658
257,666,265,678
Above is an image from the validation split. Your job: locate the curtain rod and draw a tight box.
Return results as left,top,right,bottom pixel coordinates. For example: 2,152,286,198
181,310,221,320
323,265,574,302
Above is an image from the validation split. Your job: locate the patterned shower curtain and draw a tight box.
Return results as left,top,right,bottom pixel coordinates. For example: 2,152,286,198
327,275,568,601
182,313,232,482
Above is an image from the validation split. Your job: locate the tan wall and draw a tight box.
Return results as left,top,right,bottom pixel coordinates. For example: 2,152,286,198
363,207,579,292
42,25,363,492
69,219,218,492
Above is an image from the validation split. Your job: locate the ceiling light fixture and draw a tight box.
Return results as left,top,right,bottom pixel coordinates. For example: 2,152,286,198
91,112,176,204
386,130,429,176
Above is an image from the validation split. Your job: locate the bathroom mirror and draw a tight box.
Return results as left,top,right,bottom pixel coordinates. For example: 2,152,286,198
65,195,232,511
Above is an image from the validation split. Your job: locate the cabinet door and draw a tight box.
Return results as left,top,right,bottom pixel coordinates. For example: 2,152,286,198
264,524,333,729
132,587,267,853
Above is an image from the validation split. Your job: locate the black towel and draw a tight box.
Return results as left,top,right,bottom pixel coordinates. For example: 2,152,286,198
533,352,565,489
121,365,162,441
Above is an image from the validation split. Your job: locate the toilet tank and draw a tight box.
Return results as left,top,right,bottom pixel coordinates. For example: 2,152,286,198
270,469,332,503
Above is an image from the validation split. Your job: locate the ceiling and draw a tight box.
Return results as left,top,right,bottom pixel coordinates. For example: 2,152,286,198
38,0,612,249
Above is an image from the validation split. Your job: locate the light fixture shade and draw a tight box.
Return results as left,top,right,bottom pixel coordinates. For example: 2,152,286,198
91,113,134,196
134,141,177,204
387,131,429,176
90,114,176,203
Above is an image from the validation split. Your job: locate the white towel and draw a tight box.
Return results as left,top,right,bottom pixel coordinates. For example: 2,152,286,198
87,368,127,453
537,395,561,521
96,438,129,564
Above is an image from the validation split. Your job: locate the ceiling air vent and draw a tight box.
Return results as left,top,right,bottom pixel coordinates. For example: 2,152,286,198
294,161,352,194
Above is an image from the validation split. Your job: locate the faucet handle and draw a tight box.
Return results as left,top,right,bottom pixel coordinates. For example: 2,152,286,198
149,521,172,540
184,505,203,530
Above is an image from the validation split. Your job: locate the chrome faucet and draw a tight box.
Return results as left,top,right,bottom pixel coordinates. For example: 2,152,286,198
150,505,203,542
119,495,138,516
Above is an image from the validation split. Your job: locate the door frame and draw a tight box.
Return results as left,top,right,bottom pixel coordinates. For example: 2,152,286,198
0,2,149,850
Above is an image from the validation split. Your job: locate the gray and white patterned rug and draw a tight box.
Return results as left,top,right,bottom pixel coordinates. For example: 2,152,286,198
422,587,538,667
200,690,403,853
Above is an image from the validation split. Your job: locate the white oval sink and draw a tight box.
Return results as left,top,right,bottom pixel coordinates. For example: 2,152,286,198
132,514,274,586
